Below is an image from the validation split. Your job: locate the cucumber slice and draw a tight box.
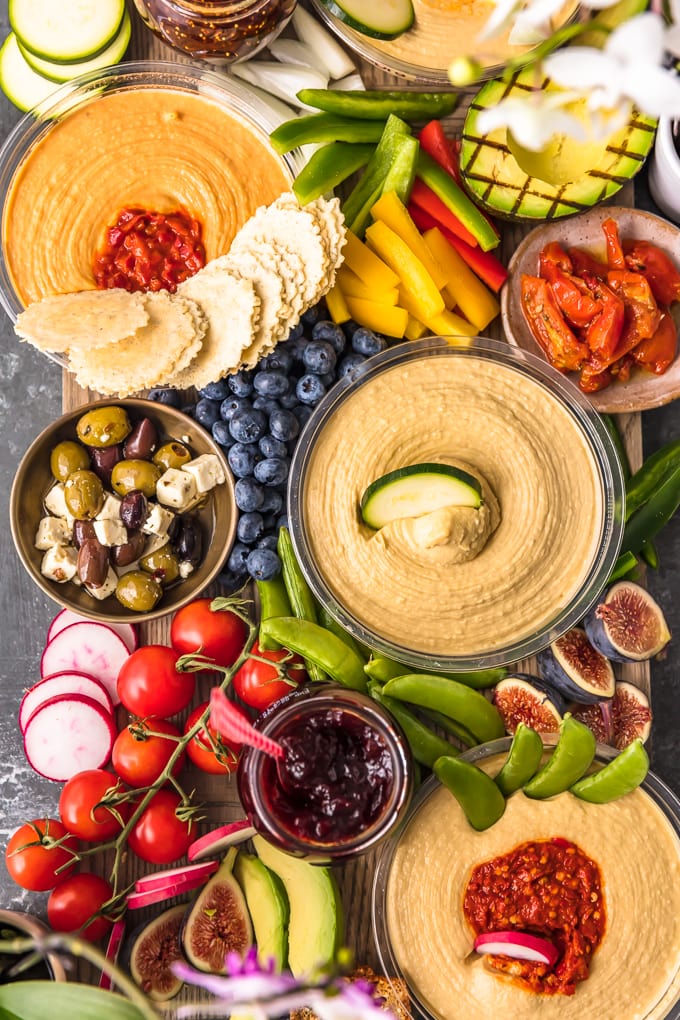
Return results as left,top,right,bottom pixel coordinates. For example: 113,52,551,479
9,0,125,63
0,33,64,112
318,0,415,41
360,463,483,530
18,10,130,83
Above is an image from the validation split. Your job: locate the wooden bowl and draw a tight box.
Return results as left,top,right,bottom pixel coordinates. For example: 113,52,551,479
501,206,680,413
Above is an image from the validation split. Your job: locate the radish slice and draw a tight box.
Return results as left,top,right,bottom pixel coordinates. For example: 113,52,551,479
134,860,219,893
126,873,207,910
47,608,138,653
188,820,256,863
41,622,130,706
291,4,356,80
100,918,126,990
474,931,560,967
23,693,116,782
20,671,113,733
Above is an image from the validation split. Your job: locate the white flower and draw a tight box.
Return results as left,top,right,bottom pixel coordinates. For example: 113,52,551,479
476,90,589,150
478,0,620,42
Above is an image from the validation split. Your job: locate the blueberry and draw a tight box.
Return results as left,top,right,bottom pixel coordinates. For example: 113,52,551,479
320,371,336,388
247,547,281,581
229,407,267,444
218,568,248,594
252,396,281,416
228,442,258,478
296,374,327,406
259,434,287,459
235,477,265,512
339,353,367,379
237,511,265,545
288,335,310,363
181,402,196,418
301,304,321,326
212,420,236,448
147,387,182,408
228,370,254,397
283,321,304,343
254,457,289,486
276,513,290,531
269,408,300,442
279,390,300,410
292,403,314,429
302,340,336,375
257,534,279,551
220,395,252,422
227,542,251,574
253,370,290,397
261,349,294,374
194,397,222,429
352,327,387,357
312,320,346,354
199,380,230,401
260,488,283,515
342,319,361,338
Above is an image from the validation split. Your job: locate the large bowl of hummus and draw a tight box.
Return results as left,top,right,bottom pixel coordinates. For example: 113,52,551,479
288,337,624,671
0,60,302,363
372,737,680,1020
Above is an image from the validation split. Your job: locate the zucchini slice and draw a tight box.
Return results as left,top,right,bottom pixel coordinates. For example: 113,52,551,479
18,10,131,84
360,463,483,530
0,33,62,113
9,0,125,64
318,0,415,41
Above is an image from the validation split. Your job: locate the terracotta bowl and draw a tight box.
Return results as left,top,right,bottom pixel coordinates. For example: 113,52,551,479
501,206,680,413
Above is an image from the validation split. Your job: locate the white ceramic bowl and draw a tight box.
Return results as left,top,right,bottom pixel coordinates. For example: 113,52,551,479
648,118,680,226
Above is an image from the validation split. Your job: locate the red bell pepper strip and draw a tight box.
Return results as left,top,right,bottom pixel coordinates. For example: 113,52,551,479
542,265,601,328
408,203,509,292
409,178,479,247
418,120,462,183
416,151,500,252
624,240,680,306
630,307,678,374
602,217,626,270
520,274,589,372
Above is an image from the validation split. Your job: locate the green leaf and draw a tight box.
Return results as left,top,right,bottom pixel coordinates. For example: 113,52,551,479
0,982,147,1020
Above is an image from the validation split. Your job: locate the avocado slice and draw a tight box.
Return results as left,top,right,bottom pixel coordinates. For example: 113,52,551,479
252,835,343,977
460,68,656,221
234,851,289,971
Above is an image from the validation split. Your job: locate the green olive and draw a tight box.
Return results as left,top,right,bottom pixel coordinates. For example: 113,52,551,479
140,543,180,586
63,469,104,520
50,440,89,482
115,571,163,612
110,459,161,498
76,406,132,448
152,441,192,472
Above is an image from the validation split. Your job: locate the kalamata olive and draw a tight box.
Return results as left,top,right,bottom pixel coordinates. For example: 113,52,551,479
77,538,109,588
50,440,89,482
64,469,104,520
111,530,146,568
111,459,161,498
124,418,158,460
153,441,192,472
89,444,122,487
72,519,97,550
174,516,202,567
140,543,180,585
115,571,163,612
167,514,182,543
119,490,148,531
76,406,131,448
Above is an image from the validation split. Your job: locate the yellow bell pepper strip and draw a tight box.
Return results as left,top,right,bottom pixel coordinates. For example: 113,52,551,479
365,220,445,322
370,191,448,289
296,89,459,121
336,266,399,304
426,308,477,338
380,134,419,206
404,314,428,340
342,114,411,235
292,141,375,205
325,284,351,324
416,150,500,252
344,297,408,338
269,113,386,155
397,285,443,327
342,229,400,291
423,227,500,330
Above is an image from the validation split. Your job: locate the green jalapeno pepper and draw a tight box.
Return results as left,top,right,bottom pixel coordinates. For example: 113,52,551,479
258,617,367,692
382,674,504,744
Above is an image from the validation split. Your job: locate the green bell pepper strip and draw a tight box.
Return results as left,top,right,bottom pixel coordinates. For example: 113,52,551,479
255,576,291,651
625,436,680,520
296,89,459,121
433,756,506,831
292,142,375,206
640,540,659,569
317,604,368,662
382,674,504,744
341,114,411,234
607,549,639,583
416,150,500,252
369,682,456,769
381,134,419,205
523,715,596,799
494,723,544,796
258,617,367,692
269,113,387,155
620,462,680,557
277,527,324,681
601,412,631,482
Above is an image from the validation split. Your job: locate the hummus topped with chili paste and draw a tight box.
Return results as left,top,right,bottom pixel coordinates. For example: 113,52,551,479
3,88,290,307
300,352,604,658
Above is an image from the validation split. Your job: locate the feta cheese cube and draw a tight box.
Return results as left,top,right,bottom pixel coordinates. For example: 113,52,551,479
114,559,140,577
142,502,175,538
143,533,170,558
96,492,122,521
93,517,128,547
85,565,118,600
156,468,197,511
35,516,72,550
44,483,69,518
182,453,226,494
41,545,78,583
178,560,195,579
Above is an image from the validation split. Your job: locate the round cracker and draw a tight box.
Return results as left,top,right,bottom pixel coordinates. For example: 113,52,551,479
14,289,149,353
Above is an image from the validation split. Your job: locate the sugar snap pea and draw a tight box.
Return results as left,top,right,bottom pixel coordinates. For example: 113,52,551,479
523,715,596,799
277,527,324,681
296,89,459,121
494,723,543,796
258,617,367,692
369,682,455,769
317,604,367,662
364,653,507,690
382,674,504,744
256,577,291,651
434,756,506,830
418,707,478,748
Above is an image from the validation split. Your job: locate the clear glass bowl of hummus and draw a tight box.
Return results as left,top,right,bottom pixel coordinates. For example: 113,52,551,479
0,60,304,364
371,736,680,1020
288,336,624,671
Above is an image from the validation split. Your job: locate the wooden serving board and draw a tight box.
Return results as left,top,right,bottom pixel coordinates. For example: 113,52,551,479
61,8,650,988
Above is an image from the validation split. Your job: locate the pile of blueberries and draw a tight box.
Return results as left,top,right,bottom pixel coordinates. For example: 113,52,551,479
149,303,388,588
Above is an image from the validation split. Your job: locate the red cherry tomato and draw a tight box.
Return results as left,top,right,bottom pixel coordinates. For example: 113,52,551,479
5,819,78,892
232,639,307,711
183,701,246,774
47,872,113,942
58,770,129,843
170,597,247,668
112,718,185,787
128,789,194,864
117,645,195,718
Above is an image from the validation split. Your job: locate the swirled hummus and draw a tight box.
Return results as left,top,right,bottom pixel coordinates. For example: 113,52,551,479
301,353,604,658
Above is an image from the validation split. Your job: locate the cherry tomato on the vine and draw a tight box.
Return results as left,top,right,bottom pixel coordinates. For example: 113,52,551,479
117,645,195,718
232,639,307,712
59,769,130,843
47,872,114,942
128,789,194,864
5,818,77,892
183,701,245,774
170,597,247,669
112,717,185,787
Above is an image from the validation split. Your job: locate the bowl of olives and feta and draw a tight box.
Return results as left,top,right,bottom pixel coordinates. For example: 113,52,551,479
10,399,236,622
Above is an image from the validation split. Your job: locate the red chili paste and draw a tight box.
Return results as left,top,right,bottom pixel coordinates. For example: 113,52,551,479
93,207,206,293
463,838,605,996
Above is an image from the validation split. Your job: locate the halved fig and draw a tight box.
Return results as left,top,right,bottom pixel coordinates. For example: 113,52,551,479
492,675,564,735
570,700,613,745
611,682,652,750
129,904,186,1002
584,581,670,662
537,628,615,704
182,847,253,974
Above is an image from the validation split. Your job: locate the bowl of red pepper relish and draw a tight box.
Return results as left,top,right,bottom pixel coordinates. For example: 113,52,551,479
237,684,414,861
372,737,680,1020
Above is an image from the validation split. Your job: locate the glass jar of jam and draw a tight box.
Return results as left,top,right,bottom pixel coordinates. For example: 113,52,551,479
237,685,414,860
132,0,297,62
